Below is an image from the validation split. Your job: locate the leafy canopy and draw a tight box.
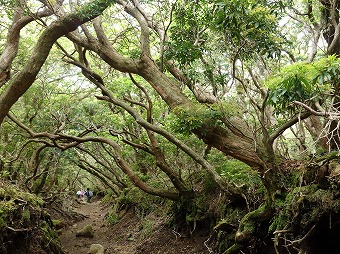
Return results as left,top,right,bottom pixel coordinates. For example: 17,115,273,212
213,0,285,59
164,0,213,65
266,55,339,113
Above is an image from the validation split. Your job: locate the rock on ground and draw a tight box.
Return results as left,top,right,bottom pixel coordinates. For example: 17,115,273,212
76,224,94,238
88,244,105,254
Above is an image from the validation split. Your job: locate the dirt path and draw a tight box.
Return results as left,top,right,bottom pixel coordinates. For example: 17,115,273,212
59,198,139,254
59,197,210,254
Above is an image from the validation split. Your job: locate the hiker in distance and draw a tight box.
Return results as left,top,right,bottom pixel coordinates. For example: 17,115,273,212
85,188,93,203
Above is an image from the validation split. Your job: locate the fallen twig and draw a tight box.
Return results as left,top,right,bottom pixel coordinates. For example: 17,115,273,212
7,226,31,232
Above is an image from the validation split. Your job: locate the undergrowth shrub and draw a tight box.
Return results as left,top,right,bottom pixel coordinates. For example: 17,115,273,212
115,187,166,216
106,187,172,226
106,211,119,225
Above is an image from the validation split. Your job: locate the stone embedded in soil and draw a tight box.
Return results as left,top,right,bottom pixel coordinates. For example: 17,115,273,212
87,243,105,254
75,224,94,238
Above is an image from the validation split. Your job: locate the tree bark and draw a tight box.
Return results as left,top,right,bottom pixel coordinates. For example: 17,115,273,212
0,7,52,88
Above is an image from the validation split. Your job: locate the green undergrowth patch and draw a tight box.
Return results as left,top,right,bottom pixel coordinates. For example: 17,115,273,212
210,154,266,198
105,187,172,238
115,187,168,216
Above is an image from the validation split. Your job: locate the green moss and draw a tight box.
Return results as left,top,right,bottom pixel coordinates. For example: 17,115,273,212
269,184,340,234
236,204,272,244
0,184,44,207
21,209,31,224
307,189,340,209
268,213,289,233
0,200,15,222
242,220,256,234
41,220,59,239
52,219,62,228
20,192,44,207
5,186,17,199
0,188,5,199
222,243,242,254
0,216,7,228
106,211,119,225
0,182,63,254
140,219,154,239
101,191,115,204
114,187,163,216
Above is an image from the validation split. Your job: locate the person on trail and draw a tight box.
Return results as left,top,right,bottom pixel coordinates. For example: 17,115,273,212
85,188,93,203
76,190,82,198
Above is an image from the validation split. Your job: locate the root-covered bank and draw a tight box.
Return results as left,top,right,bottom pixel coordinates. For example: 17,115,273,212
0,181,63,254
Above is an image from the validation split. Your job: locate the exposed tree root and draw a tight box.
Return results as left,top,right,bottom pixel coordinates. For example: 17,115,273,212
222,243,242,254
235,204,273,244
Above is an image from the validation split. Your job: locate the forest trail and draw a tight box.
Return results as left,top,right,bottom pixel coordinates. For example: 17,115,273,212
59,197,210,254
59,197,139,254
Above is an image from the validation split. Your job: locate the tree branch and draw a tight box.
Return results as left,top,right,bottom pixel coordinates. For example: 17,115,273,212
0,0,115,125
268,111,311,145
293,100,340,118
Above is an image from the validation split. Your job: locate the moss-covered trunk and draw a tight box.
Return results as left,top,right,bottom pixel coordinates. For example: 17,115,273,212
219,156,340,254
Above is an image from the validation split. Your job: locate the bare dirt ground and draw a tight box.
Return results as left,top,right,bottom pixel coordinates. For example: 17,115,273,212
59,197,210,254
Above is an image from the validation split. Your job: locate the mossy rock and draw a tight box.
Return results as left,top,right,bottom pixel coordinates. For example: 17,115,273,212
52,219,66,230
88,244,105,254
76,224,94,238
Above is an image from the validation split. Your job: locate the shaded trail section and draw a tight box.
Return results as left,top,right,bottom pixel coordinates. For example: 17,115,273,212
60,198,139,254
59,197,210,254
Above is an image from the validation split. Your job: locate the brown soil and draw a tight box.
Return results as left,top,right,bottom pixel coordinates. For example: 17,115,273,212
59,197,210,254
